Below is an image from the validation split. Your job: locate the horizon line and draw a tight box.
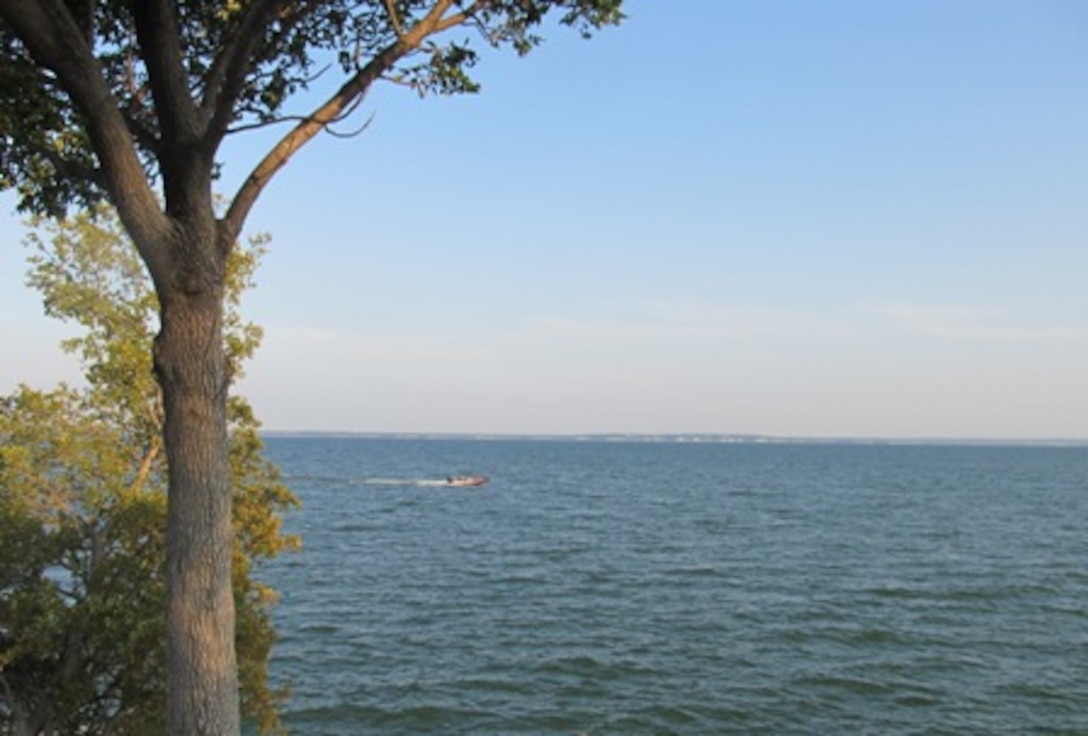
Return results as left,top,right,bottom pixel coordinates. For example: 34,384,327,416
259,430,1088,447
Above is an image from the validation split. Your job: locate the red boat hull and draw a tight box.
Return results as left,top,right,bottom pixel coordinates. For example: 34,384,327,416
445,475,488,487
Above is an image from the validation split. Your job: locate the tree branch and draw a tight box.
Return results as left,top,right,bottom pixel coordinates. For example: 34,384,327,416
434,1,488,34
129,0,202,146
222,0,460,238
224,101,365,136
202,0,295,144
419,0,458,35
131,396,164,493
383,0,405,39
131,442,160,494
0,0,173,282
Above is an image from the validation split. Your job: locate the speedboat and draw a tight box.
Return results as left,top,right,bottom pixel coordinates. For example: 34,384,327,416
445,474,488,487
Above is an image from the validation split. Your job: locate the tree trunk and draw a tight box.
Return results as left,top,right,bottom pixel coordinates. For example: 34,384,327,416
154,257,240,736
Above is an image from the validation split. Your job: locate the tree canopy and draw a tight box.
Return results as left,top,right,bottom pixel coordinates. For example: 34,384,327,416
1,0,623,228
0,208,298,735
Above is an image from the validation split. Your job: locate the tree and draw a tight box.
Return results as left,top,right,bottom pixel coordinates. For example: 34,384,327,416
0,2,624,732
0,208,298,735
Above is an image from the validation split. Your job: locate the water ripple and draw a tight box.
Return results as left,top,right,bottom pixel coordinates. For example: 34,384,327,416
258,439,1088,735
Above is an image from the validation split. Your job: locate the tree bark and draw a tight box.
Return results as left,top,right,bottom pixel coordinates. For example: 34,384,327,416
154,235,239,736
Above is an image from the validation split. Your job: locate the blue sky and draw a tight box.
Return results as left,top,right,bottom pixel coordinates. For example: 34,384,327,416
3,0,1087,438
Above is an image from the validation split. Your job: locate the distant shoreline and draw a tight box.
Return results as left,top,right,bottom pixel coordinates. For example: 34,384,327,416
260,431,1088,448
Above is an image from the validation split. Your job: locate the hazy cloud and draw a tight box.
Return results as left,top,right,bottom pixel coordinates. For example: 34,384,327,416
871,304,1088,342
523,299,857,344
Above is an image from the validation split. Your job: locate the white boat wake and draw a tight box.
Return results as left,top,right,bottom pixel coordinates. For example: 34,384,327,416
285,475,484,488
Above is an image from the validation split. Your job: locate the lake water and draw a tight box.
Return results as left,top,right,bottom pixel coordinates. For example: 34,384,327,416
258,437,1088,735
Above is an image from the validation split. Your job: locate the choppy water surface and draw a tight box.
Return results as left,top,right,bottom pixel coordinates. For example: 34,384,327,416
259,438,1088,734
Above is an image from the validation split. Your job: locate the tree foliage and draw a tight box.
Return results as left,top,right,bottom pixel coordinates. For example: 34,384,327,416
0,0,624,222
0,208,298,735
